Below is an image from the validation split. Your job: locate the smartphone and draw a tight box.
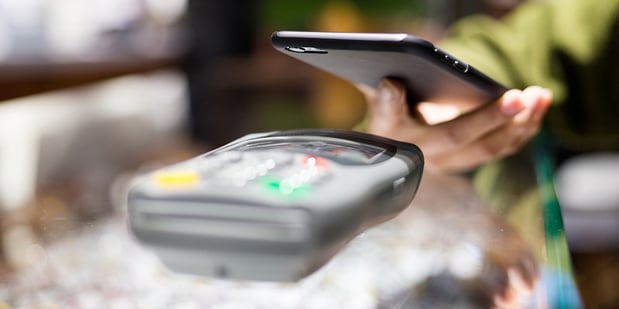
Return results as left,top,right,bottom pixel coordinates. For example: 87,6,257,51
271,31,507,107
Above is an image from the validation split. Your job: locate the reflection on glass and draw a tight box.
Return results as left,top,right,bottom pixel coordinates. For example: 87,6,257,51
0,172,553,308
534,132,583,309
378,173,541,308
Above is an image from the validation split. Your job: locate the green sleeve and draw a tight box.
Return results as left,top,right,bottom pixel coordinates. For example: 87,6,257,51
355,0,619,149
439,0,618,104
440,0,619,151
442,0,619,217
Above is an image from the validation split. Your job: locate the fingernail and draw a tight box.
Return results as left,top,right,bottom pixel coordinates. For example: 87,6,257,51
524,87,552,112
539,88,553,100
532,90,552,121
501,90,526,116
537,88,553,111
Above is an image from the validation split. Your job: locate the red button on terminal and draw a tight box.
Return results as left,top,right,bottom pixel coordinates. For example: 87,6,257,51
301,155,329,169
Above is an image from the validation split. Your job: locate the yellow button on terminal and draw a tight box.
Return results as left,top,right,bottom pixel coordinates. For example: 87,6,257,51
153,170,200,188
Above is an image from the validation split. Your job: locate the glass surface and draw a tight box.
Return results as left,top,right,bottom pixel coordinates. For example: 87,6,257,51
0,137,581,308
533,132,582,309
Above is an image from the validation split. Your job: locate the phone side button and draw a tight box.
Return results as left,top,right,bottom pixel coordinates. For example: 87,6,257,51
453,60,469,73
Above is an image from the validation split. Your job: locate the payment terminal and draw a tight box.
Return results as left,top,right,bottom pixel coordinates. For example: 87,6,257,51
127,129,424,281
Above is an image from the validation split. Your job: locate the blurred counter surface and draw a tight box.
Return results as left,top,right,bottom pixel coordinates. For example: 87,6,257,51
0,162,581,308
0,51,180,102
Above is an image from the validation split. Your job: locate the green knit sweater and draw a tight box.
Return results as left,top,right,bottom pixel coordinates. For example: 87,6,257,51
437,0,618,216
440,0,619,152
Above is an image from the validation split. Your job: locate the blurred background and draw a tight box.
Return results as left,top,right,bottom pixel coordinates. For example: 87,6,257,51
0,0,615,307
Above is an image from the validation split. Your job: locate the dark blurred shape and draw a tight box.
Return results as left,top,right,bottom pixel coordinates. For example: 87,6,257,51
428,0,524,27
380,272,494,309
184,0,258,147
482,0,525,19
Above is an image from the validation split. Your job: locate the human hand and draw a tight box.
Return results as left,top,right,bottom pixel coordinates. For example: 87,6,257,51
357,79,552,173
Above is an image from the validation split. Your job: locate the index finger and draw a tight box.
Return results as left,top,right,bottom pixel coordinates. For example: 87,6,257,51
417,89,526,156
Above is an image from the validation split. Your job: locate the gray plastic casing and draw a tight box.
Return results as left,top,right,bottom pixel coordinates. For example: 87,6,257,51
127,129,423,281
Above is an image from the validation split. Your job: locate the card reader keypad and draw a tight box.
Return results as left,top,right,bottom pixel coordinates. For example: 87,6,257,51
154,151,332,196
212,151,330,191
214,152,287,187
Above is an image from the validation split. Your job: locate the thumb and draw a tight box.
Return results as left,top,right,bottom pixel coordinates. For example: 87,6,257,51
372,79,409,120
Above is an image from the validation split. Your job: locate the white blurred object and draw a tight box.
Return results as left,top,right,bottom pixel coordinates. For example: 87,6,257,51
0,0,186,61
45,0,142,58
92,0,142,30
0,69,188,211
0,19,13,60
0,0,44,30
555,153,619,211
555,153,619,251
0,109,41,211
45,0,104,57
0,0,45,57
